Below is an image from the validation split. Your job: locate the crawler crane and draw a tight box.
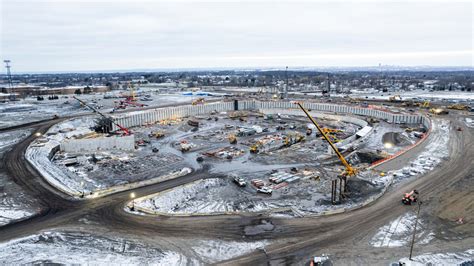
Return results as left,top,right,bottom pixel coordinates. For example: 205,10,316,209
295,102,357,202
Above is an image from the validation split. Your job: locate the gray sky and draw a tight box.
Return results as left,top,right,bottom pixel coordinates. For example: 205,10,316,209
1,0,473,72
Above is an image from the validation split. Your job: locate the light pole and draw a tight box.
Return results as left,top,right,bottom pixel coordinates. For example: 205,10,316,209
130,192,136,211
409,201,422,260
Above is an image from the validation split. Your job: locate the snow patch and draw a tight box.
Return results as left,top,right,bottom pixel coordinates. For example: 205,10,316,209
370,212,434,247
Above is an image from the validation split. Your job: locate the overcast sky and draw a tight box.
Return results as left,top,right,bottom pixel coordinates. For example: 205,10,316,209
1,0,473,72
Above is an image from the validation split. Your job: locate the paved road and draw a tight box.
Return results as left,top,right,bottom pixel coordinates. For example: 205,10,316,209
0,109,472,265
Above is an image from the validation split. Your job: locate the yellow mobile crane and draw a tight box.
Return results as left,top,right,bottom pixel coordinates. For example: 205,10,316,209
295,102,357,178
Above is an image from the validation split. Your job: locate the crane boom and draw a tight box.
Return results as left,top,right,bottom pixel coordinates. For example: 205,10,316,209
295,102,356,177
73,96,131,135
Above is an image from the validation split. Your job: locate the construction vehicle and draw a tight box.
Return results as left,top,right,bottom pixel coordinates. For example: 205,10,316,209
192,97,205,105
228,134,237,144
418,101,430,108
257,186,273,195
402,190,419,205
149,131,165,139
283,132,305,147
389,95,402,102
232,176,246,187
295,102,357,179
73,96,131,135
447,104,469,111
429,108,449,115
250,143,260,153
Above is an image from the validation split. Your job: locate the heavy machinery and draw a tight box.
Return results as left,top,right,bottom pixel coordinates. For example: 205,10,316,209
192,97,205,105
228,134,237,144
389,95,402,102
429,108,449,115
448,104,469,111
73,96,131,135
418,101,430,108
402,190,419,205
250,143,260,153
149,131,165,139
283,132,305,147
295,102,357,202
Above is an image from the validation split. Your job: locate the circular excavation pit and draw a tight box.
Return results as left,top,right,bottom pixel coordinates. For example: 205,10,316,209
26,101,429,216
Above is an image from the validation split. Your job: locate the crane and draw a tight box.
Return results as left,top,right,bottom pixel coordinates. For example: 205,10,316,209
294,102,357,178
73,96,131,135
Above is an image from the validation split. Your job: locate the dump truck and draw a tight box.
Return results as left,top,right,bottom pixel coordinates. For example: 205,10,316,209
402,190,419,205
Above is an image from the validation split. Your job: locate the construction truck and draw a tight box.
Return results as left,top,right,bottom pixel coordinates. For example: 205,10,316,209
402,190,419,205
228,134,237,144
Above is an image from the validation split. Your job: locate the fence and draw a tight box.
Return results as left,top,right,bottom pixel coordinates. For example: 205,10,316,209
112,100,427,131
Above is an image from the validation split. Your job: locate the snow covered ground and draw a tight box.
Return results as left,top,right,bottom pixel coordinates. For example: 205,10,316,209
191,239,269,264
0,129,40,226
398,249,474,265
0,231,194,265
350,89,474,102
133,171,384,217
25,117,96,196
0,93,208,129
388,119,450,182
370,212,434,248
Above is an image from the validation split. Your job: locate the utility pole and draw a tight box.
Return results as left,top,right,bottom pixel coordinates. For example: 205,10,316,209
409,201,423,260
3,60,15,101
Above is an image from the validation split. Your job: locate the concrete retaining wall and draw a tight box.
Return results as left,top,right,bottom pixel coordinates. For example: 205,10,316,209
60,135,135,153
112,100,427,131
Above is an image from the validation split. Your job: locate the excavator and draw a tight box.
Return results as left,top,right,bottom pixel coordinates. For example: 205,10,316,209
295,102,357,182
73,96,131,135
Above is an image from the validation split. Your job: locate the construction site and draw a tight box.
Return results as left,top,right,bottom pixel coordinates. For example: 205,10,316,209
23,96,435,216
1,81,472,265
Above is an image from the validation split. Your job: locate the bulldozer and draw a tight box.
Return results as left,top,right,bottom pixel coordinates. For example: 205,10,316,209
402,190,419,205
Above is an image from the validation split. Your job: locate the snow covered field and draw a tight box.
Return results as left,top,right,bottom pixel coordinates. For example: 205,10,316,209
191,239,269,264
370,212,434,247
133,170,385,217
350,89,474,102
398,249,474,265
0,92,208,129
0,129,40,226
0,231,194,265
